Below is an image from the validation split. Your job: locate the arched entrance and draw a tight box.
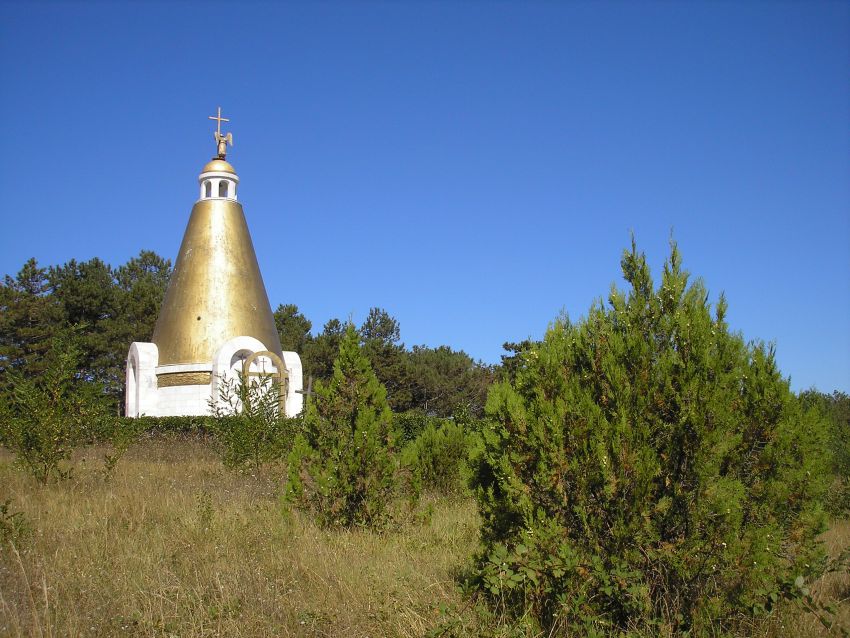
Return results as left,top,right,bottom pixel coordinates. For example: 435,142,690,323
241,349,289,410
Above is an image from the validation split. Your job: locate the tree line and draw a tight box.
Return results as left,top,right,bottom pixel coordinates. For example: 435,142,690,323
0,251,495,416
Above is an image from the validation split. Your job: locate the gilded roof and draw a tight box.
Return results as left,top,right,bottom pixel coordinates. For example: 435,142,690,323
151,198,282,366
200,159,236,174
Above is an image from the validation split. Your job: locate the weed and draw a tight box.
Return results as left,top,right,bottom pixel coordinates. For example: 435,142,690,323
0,500,30,547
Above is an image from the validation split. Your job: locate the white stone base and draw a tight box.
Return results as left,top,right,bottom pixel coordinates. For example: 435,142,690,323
156,384,213,417
126,338,304,418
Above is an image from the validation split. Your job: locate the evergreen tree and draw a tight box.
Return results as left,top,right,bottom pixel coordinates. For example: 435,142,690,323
471,241,830,635
287,324,400,528
0,251,171,412
273,303,312,353
111,250,171,347
48,257,117,381
359,307,413,412
0,258,59,374
107,251,172,408
301,317,345,382
499,339,538,383
407,345,494,417
799,389,850,515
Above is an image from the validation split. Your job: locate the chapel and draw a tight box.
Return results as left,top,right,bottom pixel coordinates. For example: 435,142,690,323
125,109,303,418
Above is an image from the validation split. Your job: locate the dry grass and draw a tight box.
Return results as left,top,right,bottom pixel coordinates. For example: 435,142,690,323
764,519,850,638
0,438,847,637
0,438,479,637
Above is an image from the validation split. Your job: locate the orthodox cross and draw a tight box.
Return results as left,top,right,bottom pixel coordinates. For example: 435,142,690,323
208,106,230,137
208,106,233,159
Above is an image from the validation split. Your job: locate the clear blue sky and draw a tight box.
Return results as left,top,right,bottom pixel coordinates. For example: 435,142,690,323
1,1,848,392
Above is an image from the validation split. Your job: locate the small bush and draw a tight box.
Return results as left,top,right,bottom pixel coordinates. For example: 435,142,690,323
471,241,831,635
113,415,213,438
403,416,471,494
0,332,110,484
286,325,401,528
396,410,429,444
97,417,145,477
208,372,294,473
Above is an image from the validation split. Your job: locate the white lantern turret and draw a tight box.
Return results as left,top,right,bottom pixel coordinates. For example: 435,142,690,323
198,159,239,201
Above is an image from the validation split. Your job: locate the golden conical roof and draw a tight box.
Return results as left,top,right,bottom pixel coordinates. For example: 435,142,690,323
151,195,282,366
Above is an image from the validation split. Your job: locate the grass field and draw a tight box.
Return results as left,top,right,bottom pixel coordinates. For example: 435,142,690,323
1,437,847,637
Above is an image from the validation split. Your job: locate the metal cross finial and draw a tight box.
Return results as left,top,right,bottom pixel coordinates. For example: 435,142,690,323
208,107,233,160
208,106,230,137
296,375,315,406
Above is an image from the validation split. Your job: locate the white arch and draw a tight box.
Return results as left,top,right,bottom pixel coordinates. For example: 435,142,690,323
125,342,159,417
281,351,304,417
212,336,269,410
210,337,303,417
126,353,138,417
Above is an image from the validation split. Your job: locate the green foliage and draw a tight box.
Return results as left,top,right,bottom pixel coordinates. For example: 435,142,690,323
0,499,31,547
108,251,172,404
274,303,312,353
402,416,472,494
471,241,831,635
396,410,429,443
800,390,850,516
0,258,59,375
360,306,402,344
499,339,539,384
208,372,294,473
286,324,401,528
113,415,212,437
301,317,345,381
359,307,414,412
48,258,118,380
95,417,145,478
0,251,171,411
300,308,495,417
0,332,110,484
407,345,495,417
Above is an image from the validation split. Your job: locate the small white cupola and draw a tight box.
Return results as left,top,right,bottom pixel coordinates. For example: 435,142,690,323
198,158,239,201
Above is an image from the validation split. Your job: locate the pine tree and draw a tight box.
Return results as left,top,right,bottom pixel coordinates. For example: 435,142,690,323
0,258,60,375
273,303,312,353
286,324,400,528
471,240,830,635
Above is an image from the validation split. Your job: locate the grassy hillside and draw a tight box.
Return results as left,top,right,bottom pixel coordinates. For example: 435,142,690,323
0,438,847,637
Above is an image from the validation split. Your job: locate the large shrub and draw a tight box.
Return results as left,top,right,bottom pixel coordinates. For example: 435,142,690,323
286,325,401,528
471,242,830,635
